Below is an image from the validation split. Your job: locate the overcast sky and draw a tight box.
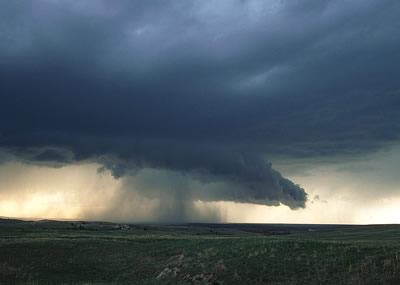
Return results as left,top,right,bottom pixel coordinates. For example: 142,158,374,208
1,0,400,223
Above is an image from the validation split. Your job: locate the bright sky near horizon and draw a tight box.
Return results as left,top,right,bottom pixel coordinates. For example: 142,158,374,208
1,145,399,224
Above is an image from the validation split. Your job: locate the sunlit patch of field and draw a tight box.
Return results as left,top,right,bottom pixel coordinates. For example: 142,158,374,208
0,219,400,284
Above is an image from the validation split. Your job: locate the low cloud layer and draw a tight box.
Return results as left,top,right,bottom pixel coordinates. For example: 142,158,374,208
1,0,400,220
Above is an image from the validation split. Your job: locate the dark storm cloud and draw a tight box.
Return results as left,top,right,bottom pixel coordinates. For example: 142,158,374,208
30,148,68,162
1,0,400,209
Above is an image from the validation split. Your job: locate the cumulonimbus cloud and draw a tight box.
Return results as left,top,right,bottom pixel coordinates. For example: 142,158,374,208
1,0,400,215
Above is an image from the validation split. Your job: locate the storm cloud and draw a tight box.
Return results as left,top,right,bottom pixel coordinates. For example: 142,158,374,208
1,0,400,217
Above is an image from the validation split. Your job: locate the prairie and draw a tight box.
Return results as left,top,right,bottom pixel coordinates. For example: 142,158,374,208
1,219,399,284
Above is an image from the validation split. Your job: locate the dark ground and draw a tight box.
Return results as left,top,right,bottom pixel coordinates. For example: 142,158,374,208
1,218,400,284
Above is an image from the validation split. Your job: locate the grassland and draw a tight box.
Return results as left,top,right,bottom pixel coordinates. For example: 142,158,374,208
1,219,400,284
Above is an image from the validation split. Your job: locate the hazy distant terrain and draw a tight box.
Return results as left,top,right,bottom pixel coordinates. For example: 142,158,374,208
1,218,400,284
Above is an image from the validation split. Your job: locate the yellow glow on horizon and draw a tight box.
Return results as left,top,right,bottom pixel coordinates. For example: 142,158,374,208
0,193,81,219
0,162,123,220
354,198,400,224
194,199,400,225
0,158,400,224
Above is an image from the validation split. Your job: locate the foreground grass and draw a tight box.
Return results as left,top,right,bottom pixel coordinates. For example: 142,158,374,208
1,222,400,284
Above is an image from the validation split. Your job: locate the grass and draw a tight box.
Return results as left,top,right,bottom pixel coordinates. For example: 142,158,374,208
1,219,400,284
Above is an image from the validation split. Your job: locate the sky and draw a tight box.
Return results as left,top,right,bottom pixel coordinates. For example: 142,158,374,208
1,0,400,224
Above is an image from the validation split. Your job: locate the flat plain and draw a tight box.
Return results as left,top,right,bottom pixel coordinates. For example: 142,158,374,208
1,218,400,284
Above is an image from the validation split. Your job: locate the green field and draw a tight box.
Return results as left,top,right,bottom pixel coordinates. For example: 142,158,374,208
1,219,400,284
